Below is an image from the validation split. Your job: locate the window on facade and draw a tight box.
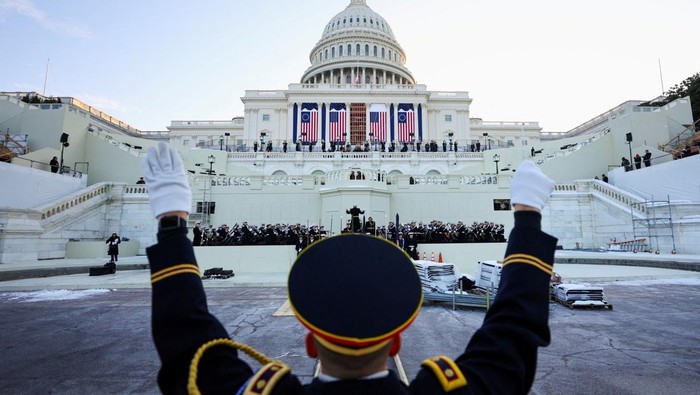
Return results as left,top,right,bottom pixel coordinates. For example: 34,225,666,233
356,44,360,54
347,44,351,55
343,18,346,24
332,47,335,58
522,140,528,146
364,17,367,23
445,115,452,122
339,46,343,56
507,140,514,147
263,114,270,122
325,49,328,60
183,139,190,146
370,19,373,24
365,45,369,55
381,48,385,58
373,46,377,56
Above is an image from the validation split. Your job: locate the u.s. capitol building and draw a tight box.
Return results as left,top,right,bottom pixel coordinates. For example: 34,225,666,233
1,0,698,266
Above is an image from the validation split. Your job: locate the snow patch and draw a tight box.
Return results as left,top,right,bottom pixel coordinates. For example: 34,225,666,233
598,277,700,286
1,289,111,302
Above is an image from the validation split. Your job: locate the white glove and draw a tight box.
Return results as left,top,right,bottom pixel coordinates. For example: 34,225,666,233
141,142,192,218
511,161,554,211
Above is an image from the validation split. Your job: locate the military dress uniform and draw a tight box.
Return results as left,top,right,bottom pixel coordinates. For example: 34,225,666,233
148,210,556,394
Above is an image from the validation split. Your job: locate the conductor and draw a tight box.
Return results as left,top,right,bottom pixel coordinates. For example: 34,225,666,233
346,204,365,233
142,142,557,394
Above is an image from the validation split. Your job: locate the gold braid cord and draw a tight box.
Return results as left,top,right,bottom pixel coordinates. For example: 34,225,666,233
187,338,287,395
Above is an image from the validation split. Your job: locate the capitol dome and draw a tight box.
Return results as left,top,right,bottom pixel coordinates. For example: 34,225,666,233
300,0,415,85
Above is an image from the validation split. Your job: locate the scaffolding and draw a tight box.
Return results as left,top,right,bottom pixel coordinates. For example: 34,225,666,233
0,133,29,162
189,175,214,227
630,196,676,253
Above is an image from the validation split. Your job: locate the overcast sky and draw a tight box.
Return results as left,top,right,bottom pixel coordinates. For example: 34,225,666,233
1,0,698,132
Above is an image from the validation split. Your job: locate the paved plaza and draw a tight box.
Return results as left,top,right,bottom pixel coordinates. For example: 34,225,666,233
1,269,699,394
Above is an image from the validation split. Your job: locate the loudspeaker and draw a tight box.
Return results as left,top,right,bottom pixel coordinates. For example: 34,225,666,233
626,132,633,142
60,133,69,143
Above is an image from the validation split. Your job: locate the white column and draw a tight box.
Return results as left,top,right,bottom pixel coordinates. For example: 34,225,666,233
345,102,350,143
289,104,295,143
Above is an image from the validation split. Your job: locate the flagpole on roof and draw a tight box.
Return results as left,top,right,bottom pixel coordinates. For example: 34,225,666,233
658,58,665,94
43,58,50,96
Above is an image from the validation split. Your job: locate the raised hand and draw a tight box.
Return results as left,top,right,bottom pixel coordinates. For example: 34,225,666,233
141,142,192,219
510,161,554,212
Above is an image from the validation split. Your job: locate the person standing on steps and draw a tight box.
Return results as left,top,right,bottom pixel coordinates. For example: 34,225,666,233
106,232,121,263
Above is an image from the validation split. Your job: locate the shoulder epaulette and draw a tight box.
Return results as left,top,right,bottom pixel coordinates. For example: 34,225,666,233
242,362,291,395
421,355,467,392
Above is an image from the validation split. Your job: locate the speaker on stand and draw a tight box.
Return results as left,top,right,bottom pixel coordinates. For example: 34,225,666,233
626,132,633,171
59,133,69,174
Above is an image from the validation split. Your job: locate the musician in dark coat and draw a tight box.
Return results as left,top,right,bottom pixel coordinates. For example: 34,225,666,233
105,233,121,263
364,217,377,235
192,221,202,246
295,236,307,255
405,233,419,259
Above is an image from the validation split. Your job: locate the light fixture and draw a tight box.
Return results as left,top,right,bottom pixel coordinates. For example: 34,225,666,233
207,155,215,174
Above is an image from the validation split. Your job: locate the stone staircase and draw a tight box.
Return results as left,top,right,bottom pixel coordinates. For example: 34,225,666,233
659,118,700,158
0,183,153,263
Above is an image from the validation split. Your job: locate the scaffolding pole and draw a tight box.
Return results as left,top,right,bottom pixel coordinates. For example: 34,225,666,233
631,195,676,254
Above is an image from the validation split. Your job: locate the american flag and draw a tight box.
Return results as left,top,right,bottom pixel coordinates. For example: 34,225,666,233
397,108,414,142
300,108,318,142
329,104,346,142
370,111,386,142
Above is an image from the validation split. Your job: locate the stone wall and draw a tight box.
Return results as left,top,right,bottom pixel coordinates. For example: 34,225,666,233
2,178,699,264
